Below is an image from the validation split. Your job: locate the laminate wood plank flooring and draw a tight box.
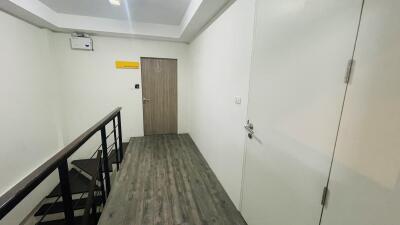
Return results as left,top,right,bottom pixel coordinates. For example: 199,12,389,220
98,134,247,225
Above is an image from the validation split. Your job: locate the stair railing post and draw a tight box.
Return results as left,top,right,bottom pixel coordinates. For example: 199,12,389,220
98,150,107,205
112,118,120,171
117,112,124,161
101,127,111,195
57,160,74,225
92,196,98,223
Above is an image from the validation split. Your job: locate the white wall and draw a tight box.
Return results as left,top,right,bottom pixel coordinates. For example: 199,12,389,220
188,0,255,208
0,11,63,225
50,34,191,153
0,13,191,224
0,0,255,222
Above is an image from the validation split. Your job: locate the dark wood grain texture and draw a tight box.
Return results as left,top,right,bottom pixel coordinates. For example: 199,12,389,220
141,57,178,136
98,134,247,225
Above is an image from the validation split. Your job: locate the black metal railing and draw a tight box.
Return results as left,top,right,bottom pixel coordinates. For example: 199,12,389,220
81,150,102,225
0,107,124,225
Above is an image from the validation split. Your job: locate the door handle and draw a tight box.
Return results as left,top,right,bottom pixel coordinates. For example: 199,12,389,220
244,121,262,143
244,121,255,139
143,97,151,103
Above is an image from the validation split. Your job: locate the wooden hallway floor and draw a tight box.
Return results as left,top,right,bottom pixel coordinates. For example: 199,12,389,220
98,134,247,225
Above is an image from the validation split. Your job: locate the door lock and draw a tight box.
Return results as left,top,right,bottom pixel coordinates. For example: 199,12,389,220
244,121,255,139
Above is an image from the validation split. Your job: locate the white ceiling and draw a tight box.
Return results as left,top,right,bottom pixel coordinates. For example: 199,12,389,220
0,0,235,42
38,0,192,26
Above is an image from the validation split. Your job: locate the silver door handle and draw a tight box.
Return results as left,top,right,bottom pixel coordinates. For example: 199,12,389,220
244,124,254,134
244,121,255,139
143,97,151,103
244,121,262,143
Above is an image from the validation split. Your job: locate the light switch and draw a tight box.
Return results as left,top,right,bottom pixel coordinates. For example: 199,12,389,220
235,96,242,105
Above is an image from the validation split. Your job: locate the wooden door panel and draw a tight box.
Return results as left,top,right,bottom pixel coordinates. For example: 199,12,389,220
141,58,177,135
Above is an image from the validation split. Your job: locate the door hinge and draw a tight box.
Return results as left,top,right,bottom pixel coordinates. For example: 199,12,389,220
321,186,329,207
345,59,355,84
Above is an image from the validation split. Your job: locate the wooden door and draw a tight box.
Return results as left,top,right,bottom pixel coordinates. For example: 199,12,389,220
141,57,177,135
241,0,363,224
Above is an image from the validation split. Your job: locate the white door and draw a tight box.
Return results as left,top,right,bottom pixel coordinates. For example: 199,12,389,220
241,0,363,224
320,0,400,224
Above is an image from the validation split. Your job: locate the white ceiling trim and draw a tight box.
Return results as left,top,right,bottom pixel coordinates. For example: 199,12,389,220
179,0,203,34
1,0,235,42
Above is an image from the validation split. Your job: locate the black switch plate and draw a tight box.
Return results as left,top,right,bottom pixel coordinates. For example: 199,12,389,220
135,84,140,89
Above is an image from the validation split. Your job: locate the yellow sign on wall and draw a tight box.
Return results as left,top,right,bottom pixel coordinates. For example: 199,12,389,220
115,61,140,69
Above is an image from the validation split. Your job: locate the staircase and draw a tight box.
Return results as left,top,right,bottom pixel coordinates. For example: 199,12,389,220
0,108,128,225
34,143,128,225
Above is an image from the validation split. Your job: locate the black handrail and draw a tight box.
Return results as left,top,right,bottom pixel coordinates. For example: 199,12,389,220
0,107,123,220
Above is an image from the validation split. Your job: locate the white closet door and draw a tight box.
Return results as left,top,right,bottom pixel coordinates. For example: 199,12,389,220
320,0,400,224
241,0,363,224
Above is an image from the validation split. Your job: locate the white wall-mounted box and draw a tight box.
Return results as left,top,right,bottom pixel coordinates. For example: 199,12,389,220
70,37,93,51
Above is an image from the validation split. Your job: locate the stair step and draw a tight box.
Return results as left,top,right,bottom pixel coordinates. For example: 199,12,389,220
108,150,120,164
36,214,99,225
47,143,127,198
71,142,128,177
72,159,113,178
109,142,128,164
122,142,128,151
47,169,99,198
34,197,102,216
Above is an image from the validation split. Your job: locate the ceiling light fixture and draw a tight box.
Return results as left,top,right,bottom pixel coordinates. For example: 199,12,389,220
109,0,121,6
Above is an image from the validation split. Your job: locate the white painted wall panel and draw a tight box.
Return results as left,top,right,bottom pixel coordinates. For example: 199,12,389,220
0,11,63,225
50,34,191,159
321,0,400,224
188,0,255,207
241,0,363,224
